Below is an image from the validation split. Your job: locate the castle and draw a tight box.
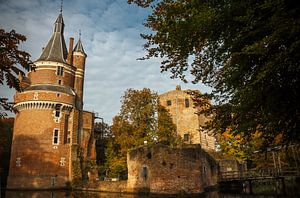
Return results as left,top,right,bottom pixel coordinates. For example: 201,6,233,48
159,85,216,150
7,11,96,189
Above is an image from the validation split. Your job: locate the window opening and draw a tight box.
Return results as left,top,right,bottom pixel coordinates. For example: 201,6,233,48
58,80,62,85
55,104,61,118
64,114,69,144
142,167,148,180
67,131,71,144
167,100,172,106
185,98,190,108
184,133,190,142
56,66,64,76
55,110,60,117
53,129,59,145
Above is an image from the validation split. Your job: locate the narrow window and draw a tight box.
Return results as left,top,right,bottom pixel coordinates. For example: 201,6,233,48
185,98,190,108
64,114,69,144
167,100,172,106
55,104,61,118
142,167,148,180
53,129,59,145
55,109,60,117
183,133,189,142
56,66,64,76
67,131,71,144
58,80,62,85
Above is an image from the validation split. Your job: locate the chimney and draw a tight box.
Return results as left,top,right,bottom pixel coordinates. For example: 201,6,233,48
66,37,74,64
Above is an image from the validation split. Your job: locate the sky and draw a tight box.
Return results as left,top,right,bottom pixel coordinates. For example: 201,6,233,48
0,0,211,124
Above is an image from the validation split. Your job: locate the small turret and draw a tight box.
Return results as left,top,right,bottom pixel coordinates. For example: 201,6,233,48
73,38,87,108
74,38,85,54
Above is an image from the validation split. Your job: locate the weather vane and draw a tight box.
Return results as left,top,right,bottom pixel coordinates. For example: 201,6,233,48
79,29,81,39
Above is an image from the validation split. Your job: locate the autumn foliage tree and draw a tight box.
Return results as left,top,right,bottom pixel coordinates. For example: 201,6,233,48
128,0,300,146
105,88,178,178
0,29,33,117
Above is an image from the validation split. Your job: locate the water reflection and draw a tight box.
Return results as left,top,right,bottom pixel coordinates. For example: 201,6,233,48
3,190,288,198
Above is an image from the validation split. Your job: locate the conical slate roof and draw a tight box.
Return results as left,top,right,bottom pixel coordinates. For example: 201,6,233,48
74,38,85,53
38,13,68,63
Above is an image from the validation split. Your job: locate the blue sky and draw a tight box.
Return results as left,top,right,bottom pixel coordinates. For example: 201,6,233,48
0,0,211,124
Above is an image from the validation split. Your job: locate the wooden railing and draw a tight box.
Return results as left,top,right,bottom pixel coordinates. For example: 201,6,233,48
220,168,300,181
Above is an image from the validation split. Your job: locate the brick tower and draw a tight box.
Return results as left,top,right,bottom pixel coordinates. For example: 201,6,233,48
159,86,216,151
7,12,95,189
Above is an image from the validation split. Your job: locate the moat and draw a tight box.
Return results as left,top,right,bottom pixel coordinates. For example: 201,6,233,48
2,190,295,198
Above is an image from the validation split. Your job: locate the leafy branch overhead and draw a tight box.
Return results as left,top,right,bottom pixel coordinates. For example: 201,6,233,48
0,29,34,117
129,0,300,145
0,29,34,91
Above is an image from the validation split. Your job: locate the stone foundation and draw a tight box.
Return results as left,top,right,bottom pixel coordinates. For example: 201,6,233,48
7,175,69,190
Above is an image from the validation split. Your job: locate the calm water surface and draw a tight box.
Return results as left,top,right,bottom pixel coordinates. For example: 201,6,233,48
3,191,290,198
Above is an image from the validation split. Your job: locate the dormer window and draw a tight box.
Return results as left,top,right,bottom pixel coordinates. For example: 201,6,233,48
56,66,64,76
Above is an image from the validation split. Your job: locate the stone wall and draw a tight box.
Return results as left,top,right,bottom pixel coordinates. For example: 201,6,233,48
219,159,247,173
159,86,216,151
127,144,218,195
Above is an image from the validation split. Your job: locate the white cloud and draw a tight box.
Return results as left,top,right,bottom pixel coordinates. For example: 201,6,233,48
0,0,211,124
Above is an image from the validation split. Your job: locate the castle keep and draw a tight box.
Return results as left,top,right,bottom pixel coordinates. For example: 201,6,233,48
7,12,95,189
159,86,216,150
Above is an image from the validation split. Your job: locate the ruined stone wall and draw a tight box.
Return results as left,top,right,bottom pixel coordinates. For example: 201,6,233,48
219,159,247,173
127,144,218,194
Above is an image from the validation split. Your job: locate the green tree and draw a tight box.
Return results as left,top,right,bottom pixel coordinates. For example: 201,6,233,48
157,103,177,144
0,29,34,117
105,88,178,178
128,0,300,145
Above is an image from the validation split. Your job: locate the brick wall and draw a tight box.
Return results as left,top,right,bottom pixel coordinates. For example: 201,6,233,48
7,108,73,189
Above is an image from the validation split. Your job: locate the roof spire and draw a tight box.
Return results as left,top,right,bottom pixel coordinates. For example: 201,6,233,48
74,30,86,55
60,0,63,13
38,12,68,63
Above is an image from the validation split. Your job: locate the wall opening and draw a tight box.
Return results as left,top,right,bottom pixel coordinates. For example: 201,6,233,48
167,100,172,106
184,133,190,142
142,167,148,180
185,98,190,107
